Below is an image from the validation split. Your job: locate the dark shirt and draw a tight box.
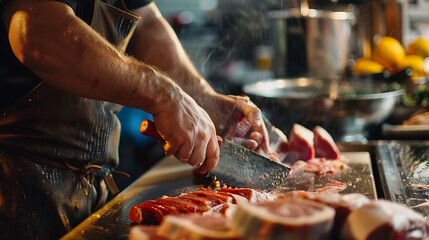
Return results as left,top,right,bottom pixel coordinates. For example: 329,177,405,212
0,0,152,110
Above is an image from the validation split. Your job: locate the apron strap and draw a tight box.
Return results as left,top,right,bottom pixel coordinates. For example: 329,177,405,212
29,157,130,196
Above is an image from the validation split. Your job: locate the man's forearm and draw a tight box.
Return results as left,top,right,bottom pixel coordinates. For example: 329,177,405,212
3,0,179,115
128,3,216,102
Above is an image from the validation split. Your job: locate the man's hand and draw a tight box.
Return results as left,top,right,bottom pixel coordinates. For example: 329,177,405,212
191,93,272,155
127,3,273,161
152,86,219,174
228,95,270,154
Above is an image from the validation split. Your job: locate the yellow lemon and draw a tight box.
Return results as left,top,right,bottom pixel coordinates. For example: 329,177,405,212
399,55,427,79
372,36,406,72
406,37,429,58
352,58,385,74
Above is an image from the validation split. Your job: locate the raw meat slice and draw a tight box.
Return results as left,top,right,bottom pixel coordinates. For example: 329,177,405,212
199,189,248,204
130,188,275,225
177,195,219,208
341,200,429,240
154,197,206,213
290,158,348,175
314,179,348,193
128,214,243,240
188,191,233,204
287,124,315,162
129,225,166,240
231,198,335,240
130,203,166,225
313,126,341,159
130,198,203,225
218,188,277,203
157,213,243,240
204,203,238,218
280,191,370,238
279,191,369,210
341,193,372,210
129,205,145,225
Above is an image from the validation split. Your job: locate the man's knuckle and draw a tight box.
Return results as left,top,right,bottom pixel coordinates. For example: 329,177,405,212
196,131,208,141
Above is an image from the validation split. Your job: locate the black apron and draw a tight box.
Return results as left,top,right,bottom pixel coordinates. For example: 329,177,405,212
0,1,140,239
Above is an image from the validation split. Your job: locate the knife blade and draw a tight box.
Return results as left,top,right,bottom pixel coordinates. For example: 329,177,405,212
140,119,290,192
214,137,290,191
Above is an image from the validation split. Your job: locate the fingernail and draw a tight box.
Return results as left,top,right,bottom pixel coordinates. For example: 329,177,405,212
254,118,262,127
196,161,203,168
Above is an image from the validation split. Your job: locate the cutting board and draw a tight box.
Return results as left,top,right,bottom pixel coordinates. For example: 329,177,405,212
61,151,376,240
272,152,377,199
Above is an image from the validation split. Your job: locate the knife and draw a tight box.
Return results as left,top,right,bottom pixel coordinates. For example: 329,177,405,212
140,119,290,192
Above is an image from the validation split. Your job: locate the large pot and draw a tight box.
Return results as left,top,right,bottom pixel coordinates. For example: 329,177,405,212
269,8,355,79
243,78,405,142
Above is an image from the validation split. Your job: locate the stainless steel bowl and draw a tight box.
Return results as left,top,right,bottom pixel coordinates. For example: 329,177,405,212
243,78,405,142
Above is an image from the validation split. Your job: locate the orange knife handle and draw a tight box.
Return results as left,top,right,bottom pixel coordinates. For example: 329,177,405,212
140,119,163,140
217,136,222,147
140,119,223,147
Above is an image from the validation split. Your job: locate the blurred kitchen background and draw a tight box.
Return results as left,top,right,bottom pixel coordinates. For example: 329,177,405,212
116,0,429,190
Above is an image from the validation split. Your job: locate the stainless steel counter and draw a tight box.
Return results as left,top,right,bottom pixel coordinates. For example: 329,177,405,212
376,141,429,219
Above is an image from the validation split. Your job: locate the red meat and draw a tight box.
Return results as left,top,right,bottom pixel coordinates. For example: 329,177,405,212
218,188,276,203
341,200,429,240
130,203,165,225
199,188,247,204
177,195,218,208
188,191,233,204
129,225,166,240
280,191,370,239
313,126,341,159
129,188,275,225
231,198,335,240
154,197,206,213
157,213,243,240
288,124,315,162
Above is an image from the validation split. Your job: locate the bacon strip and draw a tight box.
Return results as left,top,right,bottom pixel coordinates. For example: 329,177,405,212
129,188,276,225
188,191,232,204
154,198,205,213
177,195,217,208
219,188,277,203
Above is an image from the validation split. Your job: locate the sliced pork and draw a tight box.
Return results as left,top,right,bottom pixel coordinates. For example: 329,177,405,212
314,179,348,193
341,200,429,240
231,198,335,240
218,188,277,203
313,126,341,159
280,191,370,239
129,213,242,240
287,124,315,162
129,225,166,240
157,213,242,240
129,188,276,225
204,202,238,218
283,124,345,167
129,188,429,240
290,158,349,175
